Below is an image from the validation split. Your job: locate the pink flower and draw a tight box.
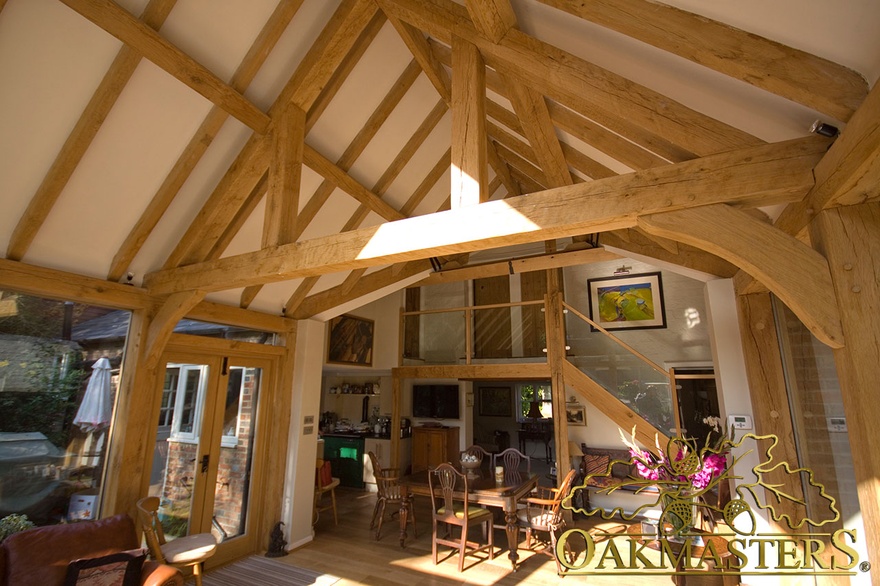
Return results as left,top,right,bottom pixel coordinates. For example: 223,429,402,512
630,449,664,481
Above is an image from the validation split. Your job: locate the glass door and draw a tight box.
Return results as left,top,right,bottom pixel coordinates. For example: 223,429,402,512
149,348,272,563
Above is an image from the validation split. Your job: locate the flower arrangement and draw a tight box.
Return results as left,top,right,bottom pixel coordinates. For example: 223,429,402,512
620,416,732,493
619,418,734,535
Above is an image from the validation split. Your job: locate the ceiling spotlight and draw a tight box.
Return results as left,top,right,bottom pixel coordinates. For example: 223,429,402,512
810,120,839,138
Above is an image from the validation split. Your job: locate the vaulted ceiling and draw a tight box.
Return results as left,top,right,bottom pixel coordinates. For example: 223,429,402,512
2,0,878,322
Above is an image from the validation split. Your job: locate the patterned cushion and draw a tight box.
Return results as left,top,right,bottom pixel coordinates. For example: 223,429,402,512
583,453,610,476
64,548,147,586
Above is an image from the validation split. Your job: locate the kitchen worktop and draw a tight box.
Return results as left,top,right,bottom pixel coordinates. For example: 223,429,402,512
321,431,392,440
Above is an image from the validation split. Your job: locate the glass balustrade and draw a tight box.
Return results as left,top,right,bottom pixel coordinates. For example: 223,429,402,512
563,303,676,435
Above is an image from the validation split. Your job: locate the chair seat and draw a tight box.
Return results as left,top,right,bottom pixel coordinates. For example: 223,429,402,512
438,505,493,521
517,508,557,530
160,533,218,565
317,477,340,493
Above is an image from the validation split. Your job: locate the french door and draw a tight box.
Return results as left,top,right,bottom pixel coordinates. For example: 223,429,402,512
149,336,277,564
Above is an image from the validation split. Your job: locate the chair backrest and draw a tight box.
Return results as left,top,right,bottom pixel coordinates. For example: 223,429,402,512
461,445,489,463
135,496,167,563
428,463,470,525
367,450,383,478
316,458,334,489
493,447,530,473
369,451,403,500
549,469,578,523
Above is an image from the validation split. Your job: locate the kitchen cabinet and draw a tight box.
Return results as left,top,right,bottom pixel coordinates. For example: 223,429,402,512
411,426,459,473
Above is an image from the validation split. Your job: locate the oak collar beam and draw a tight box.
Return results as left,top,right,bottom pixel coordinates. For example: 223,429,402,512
144,136,826,295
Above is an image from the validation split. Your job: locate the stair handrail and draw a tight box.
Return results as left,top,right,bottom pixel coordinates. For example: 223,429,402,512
562,301,668,377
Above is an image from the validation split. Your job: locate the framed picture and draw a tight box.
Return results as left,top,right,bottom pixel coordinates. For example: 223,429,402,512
586,271,667,331
566,404,586,426
479,386,512,417
327,314,374,366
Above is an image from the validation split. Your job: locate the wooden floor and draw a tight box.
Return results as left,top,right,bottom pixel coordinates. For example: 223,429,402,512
272,486,689,586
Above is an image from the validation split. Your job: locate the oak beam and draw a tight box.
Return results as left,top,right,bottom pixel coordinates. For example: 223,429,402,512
502,76,573,187
107,0,302,282
290,261,433,319
464,0,516,44
303,145,404,221
433,40,669,169
385,15,452,103
59,0,270,133
0,258,149,310
535,0,867,122
564,360,669,449
811,204,880,584
735,292,806,531
600,230,737,278
265,102,305,247
639,204,844,348
145,137,825,295
162,0,379,269
145,291,205,367
378,0,762,158
393,362,550,380
418,247,620,286
776,78,880,239
451,35,488,207
242,58,422,309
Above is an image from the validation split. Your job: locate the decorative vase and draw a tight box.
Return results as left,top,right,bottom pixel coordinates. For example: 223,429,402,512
660,491,697,537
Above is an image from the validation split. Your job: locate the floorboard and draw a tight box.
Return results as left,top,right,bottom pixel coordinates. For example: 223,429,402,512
267,484,691,586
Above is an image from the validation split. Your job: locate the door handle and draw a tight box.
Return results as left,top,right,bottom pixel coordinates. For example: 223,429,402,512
200,454,210,473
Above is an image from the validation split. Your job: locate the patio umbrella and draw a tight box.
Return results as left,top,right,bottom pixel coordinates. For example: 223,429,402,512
73,357,113,433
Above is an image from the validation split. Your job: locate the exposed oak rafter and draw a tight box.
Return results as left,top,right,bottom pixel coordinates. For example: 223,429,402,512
535,0,867,122
378,0,762,159
108,0,303,282
59,0,270,133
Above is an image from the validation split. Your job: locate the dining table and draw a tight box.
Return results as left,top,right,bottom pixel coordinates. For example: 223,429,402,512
398,463,539,571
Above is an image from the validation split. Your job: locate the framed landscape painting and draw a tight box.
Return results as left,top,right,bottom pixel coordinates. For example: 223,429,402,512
586,272,666,331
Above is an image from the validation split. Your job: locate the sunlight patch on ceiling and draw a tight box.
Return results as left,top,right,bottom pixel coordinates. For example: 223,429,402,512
356,200,540,261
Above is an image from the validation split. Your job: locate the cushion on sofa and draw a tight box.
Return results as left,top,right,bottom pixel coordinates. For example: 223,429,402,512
64,549,147,586
2,514,140,586
583,453,610,476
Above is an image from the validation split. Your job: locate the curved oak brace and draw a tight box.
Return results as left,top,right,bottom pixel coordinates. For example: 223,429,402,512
639,204,844,348
145,291,206,367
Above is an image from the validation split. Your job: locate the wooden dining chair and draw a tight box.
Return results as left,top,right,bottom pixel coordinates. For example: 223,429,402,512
493,447,531,473
516,468,577,573
368,451,416,540
461,444,491,464
314,459,340,525
429,463,495,572
136,496,217,586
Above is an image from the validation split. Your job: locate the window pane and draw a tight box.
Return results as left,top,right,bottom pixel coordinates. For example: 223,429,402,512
0,292,130,527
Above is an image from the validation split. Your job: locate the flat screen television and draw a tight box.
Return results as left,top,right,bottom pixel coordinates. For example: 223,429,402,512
412,384,460,419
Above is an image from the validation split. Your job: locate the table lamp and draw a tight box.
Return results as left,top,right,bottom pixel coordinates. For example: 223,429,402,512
526,400,542,420
568,441,584,473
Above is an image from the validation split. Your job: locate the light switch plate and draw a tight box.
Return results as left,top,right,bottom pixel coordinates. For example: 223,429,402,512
827,417,847,432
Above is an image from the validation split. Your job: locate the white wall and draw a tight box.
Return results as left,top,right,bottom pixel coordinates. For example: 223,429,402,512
282,318,326,549
284,292,405,547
